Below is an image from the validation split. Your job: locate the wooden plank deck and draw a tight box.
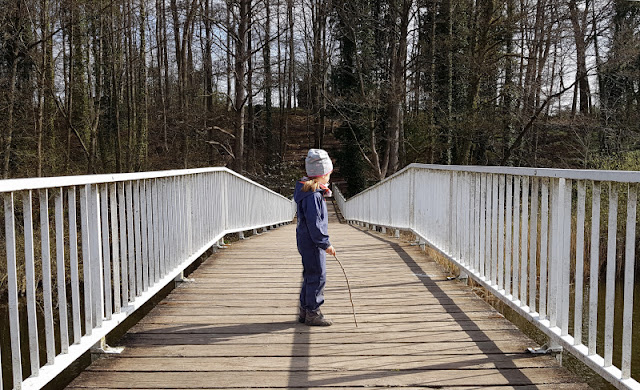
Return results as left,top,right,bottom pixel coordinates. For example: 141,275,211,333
66,203,589,389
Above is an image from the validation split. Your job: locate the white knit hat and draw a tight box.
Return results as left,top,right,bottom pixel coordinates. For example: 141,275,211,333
305,149,333,178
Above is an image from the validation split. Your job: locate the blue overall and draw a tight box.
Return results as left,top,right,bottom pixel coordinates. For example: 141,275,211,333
293,181,331,312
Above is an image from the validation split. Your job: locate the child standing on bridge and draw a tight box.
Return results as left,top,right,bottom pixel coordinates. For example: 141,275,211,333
293,149,336,326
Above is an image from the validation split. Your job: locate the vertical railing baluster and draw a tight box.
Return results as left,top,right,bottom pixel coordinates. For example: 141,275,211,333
466,173,472,266
449,173,455,256
506,176,513,297
55,188,70,353
513,177,521,301
79,185,93,334
126,181,136,298
574,180,586,345
479,174,487,279
145,180,154,288
175,178,181,264
588,181,601,356
140,181,149,292
469,174,476,271
161,179,168,275
561,179,571,335
498,175,505,290
90,184,104,328
171,177,176,269
485,175,492,281
169,178,175,269
68,187,81,343
110,183,121,314
492,174,499,286
520,176,529,305
182,178,188,259
133,181,143,296
549,180,558,327
5,193,23,387
152,179,161,283
146,180,154,286
528,178,539,311
474,173,481,273
187,176,193,257
604,183,617,367
100,184,112,320
39,189,56,364
539,179,549,319
621,184,636,379
118,182,129,306
22,190,40,375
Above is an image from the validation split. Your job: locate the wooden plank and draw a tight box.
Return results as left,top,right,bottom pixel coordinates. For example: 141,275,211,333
83,354,565,371
121,330,528,345
69,369,584,388
67,203,586,389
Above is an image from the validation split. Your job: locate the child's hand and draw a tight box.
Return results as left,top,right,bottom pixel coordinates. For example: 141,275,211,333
326,245,336,256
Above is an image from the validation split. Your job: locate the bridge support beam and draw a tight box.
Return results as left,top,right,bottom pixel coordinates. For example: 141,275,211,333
253,228,259,235
90,337,124,361
395,229,400,238
238,231,245,240
381,227,387,234
527,340,563,364
174,271,195,283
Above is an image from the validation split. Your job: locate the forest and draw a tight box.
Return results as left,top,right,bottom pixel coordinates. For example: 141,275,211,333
0,0,639,196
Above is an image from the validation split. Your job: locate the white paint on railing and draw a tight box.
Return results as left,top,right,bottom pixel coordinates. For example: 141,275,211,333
333,163,640,390
1,168,294,390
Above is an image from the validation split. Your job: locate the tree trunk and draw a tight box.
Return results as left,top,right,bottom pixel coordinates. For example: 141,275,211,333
247,2,255,170
226,5,233,111
138,0,149,171
3,46,20,179
387,0,411,175
446,0,453,165
233,0,250,173
287,0,295,109
502,0,515,163
568,0,591,115
264,0,275,161
36,0,49,177
204,0,216,165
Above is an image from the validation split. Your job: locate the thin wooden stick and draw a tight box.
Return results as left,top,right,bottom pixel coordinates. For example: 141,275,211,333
333,254,358,327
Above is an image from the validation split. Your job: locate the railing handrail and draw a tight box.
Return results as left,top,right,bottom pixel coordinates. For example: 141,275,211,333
346,163,640,202
0,167,289,201
337,164,640,390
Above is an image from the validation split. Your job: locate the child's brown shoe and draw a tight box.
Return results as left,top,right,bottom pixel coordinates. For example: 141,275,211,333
305,310,333,326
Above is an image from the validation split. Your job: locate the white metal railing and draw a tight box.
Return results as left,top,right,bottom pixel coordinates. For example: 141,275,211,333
0,168,294,390
334,163,640,390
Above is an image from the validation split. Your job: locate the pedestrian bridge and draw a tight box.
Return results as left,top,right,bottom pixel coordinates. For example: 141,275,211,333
0,165,638,389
